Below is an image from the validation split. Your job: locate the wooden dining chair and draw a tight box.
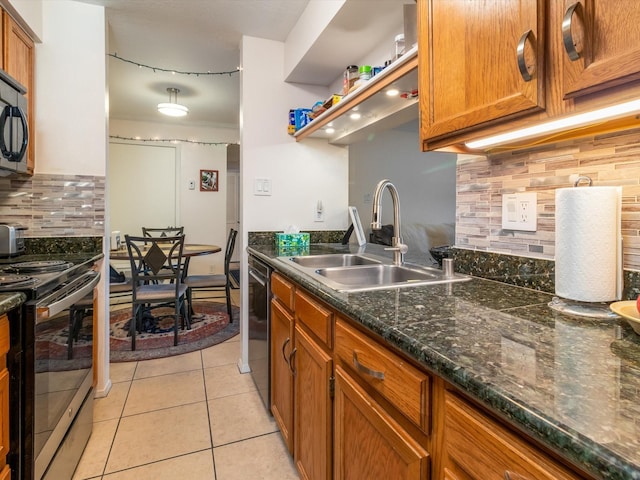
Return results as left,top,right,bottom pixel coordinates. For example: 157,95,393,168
185,228,237,322
125,233,189,350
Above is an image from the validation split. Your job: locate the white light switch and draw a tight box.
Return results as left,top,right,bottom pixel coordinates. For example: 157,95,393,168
502,192,537,231
254,178,272,196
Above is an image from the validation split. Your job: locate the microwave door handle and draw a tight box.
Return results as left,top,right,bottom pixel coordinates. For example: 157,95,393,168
0,106,10,160
12,106,28,162
5,106,27,162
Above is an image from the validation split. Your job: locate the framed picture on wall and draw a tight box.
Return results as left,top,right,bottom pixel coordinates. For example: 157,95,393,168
200,169,218,191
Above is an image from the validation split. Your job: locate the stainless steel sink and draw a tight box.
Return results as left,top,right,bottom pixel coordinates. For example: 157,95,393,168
315,263,470,291
276,253,470,292
290,253,381,268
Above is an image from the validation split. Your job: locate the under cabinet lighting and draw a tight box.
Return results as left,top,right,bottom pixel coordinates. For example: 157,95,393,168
465,99,640,150
325,127,335,134
350,112,362,120
386,88,400,97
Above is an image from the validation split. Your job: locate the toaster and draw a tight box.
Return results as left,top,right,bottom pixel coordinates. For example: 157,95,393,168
0,224,26,257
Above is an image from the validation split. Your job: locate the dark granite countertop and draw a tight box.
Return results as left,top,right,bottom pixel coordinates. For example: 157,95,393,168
0,292,26,315
249,242,640,480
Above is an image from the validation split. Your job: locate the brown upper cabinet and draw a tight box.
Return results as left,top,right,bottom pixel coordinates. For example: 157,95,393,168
3,11,35,174
561,1,640,98
419,0,640,151
420,0,546,143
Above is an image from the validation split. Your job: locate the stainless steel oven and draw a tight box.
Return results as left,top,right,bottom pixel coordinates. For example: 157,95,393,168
248,255,271,411
3,256,100,480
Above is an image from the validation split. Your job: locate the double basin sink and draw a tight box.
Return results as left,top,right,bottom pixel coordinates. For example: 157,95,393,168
277,252,470,292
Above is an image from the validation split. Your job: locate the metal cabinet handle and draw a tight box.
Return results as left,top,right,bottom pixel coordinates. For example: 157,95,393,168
353,352,385,380
281,337,290,363
288,347,297,377
516,30,535,82
562,2,582,61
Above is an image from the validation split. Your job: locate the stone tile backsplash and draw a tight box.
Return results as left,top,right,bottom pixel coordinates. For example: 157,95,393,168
456,128,640,271
0,173,105,237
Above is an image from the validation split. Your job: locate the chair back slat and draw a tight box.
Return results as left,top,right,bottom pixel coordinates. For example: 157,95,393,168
142,226,185,244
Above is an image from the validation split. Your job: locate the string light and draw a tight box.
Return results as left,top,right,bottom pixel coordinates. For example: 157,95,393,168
110,135,238,146
108,53,240,77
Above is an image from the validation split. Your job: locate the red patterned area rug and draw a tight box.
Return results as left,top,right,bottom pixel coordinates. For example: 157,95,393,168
110,301,239,362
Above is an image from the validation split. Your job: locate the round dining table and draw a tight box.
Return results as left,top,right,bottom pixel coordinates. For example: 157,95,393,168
109,243,221,278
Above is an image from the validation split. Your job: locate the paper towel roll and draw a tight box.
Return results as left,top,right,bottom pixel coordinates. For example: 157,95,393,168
555,186,622,302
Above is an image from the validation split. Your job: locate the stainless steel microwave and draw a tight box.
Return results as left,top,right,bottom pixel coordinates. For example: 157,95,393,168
0,69,28,175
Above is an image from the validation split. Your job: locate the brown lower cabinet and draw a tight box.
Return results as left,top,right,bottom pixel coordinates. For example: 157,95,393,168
294,324,333,480
442,391,579,480
270,298,294,454
334,366,429,479
271,273,590,480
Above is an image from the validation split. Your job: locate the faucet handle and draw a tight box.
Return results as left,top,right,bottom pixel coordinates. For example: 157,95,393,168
384,243,408,254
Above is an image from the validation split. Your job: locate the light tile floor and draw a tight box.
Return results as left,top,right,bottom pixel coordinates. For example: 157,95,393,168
74,292,299,480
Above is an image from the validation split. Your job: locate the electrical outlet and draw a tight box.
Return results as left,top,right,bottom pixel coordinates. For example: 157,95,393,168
314,200,324,222
502,192,537,231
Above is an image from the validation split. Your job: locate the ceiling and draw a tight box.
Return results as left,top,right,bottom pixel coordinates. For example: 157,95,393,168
76,0,311,129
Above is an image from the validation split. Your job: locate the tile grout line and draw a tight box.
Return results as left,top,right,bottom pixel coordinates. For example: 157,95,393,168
200,348,219,479
97,361,138,479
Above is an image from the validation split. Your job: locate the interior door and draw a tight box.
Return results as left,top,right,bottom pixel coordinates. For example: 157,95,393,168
226,170,240,263
108,142,178,239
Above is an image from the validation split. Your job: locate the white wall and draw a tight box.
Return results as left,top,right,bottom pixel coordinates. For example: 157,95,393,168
109,119,239,276
33,1,107,176
239,35,348,371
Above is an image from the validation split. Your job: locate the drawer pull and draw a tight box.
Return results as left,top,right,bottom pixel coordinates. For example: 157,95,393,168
516,29,535,82
353,351,385,380
504,471,530,480
282,337,290,363
562,2,582,61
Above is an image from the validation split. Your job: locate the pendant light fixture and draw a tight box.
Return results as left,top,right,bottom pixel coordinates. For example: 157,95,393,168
157,87,189,117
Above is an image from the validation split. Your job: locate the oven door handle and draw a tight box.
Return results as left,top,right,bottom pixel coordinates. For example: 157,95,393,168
36,271,100,321
248,267,267,286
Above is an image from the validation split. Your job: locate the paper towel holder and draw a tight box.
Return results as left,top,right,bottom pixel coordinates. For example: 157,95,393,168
549,297,619,319
574,175,593,187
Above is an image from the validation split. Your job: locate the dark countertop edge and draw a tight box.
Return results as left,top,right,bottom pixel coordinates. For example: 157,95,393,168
248,245,636,480
0,292,26,314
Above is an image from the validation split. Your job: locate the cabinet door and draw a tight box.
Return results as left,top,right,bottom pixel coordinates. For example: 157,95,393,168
443,391,580,480
561,0,640,98
334,366,429,480
3,12,34,173
270,299,295,454
421,0,545,142
294,325,332,480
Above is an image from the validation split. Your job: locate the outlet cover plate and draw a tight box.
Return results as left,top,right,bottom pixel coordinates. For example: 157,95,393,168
502,192,537,231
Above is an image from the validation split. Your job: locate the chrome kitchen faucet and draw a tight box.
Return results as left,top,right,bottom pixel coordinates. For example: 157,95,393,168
371,179,408,266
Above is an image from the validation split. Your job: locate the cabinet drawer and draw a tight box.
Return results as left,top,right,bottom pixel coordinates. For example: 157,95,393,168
271,272,295,311
335,319,430,432
444,391,580,480
295,290,334,349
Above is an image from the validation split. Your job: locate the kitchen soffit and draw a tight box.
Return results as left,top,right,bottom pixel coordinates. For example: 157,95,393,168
285,0,406,86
